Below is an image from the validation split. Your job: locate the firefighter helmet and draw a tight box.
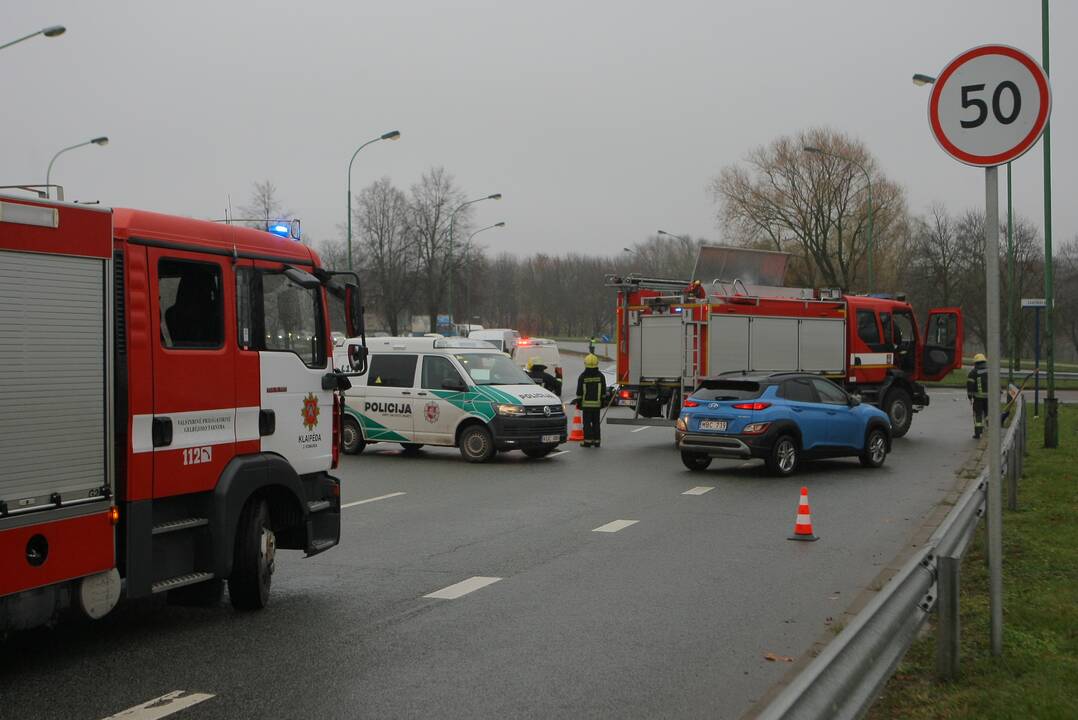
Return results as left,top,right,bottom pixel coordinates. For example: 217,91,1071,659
526,357,537,371
973,353,987,363
584,353,600,368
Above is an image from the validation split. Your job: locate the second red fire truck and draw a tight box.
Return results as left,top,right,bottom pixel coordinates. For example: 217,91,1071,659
0,193,365,633
609,246,963,437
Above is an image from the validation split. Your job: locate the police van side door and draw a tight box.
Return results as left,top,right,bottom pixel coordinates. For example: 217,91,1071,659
360,354,418,443
414,354,468,445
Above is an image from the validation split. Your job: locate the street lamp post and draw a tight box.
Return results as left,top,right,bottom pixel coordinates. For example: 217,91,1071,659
803,146,874,292
462,222,505,330
1041,0,1058,447
346,130,400,270
447,193,501,329
45,136,109,199
0,25,65,52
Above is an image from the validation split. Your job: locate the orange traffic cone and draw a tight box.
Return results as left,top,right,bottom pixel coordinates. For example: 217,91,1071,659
568,408,584,442
788,486,819,542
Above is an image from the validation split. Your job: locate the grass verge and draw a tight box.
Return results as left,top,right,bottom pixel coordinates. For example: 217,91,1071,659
868,406,1078,719
925,368,1078,391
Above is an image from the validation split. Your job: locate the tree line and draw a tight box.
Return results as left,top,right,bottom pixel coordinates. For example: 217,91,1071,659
238,127,1077,360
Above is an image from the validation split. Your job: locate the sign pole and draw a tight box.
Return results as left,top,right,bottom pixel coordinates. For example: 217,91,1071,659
984,165,1003,657
1035,307,1041,416
1041,0,1058,448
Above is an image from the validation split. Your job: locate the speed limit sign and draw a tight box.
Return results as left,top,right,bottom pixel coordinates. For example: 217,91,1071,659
929,44,1051,167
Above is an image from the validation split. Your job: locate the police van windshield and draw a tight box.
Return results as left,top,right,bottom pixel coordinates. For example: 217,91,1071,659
454,353,533,386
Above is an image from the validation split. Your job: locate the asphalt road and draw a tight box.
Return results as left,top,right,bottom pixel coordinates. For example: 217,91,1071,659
0,390,977,720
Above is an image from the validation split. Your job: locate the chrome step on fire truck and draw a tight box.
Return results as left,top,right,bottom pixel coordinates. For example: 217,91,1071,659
609,246,963,437
0,193,366,632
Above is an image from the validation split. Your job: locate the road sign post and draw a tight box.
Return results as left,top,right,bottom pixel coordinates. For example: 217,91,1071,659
1022,298,1047,415
928,44,1052,659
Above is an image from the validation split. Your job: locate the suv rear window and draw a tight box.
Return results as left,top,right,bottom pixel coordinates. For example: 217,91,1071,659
691,381,763,401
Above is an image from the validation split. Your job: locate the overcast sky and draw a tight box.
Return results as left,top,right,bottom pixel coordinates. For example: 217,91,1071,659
5,1,1075,258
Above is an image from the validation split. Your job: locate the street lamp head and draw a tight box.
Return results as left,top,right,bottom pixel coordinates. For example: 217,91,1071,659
42,25,66,37
381,130,401,141
91,136,109,146
622,247,632,253
488,193,502,200
494,222,506,227
912,73,937,87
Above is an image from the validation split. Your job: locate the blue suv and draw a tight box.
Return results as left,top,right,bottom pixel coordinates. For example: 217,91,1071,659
675,373,892,476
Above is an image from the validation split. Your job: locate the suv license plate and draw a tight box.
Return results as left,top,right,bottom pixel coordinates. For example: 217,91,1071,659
541,434,560,443
699,420,728,431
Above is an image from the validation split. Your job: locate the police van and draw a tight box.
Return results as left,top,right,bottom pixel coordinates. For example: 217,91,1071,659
341,337,567,462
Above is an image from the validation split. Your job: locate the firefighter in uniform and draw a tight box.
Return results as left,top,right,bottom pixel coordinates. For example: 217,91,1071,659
526,357,560,395
966,353,989,439
575,353,607,447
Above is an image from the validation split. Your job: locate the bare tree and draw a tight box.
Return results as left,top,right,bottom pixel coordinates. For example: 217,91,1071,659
624,234,703,279
239,180,290,229
356,178,414,335
408,167,469,332
710,128,907,291
906,204,965,308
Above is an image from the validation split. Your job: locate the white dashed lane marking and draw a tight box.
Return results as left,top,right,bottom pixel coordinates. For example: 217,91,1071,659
342,491,406,509
548,450,570,457
630,426,651,433
100,691,214,720
592,519,639,533
682,486,715,495
424,576,502,599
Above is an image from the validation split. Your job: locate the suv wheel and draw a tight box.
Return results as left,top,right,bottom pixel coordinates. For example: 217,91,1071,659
883,388,912,438
680,452,712,471
766,435,799,476
458,425,495,463
860,427,888,468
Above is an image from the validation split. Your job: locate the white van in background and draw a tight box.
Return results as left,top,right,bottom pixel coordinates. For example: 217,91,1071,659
468,328,521,354
511,337,563,382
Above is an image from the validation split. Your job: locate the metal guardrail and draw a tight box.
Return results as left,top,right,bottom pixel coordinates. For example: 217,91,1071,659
757,395,1026,720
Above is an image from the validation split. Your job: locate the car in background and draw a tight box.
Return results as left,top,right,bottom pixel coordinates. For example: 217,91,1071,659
675,373,891,476
513,337,563,384
469,328,521,354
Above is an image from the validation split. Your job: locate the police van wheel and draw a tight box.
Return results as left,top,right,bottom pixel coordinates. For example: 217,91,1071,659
229,499,274,611
341,416,365,455
883,388,912,438
459,426,495,463
523,444,557,459
400,443,424,454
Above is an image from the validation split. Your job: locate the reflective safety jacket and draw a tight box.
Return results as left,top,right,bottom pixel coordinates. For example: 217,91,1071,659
967,362,989,399
576,368,606,409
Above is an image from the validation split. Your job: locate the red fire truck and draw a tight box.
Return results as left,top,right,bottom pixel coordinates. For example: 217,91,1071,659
608,247,962,437
0,194,365,632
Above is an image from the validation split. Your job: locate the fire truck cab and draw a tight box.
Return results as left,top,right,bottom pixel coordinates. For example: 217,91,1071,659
0,195,363,632
609,246,962,438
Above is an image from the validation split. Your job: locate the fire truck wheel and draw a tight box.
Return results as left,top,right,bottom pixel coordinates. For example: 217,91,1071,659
860,428,889,468
766,435,799,476
680,452,712,471
637,398,662,418
167,578,224,607
883,388,912,438
341,416,365,454
228,499,275,611
459,425,495,463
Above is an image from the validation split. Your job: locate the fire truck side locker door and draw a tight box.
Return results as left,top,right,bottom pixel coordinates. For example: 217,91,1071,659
147,248,237,499
920,307,963,381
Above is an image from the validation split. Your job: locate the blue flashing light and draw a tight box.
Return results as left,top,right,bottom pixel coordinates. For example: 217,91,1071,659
268,223,291,238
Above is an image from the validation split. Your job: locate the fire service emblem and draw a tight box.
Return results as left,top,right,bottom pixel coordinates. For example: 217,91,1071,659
301,393,320,430
424,401,440,424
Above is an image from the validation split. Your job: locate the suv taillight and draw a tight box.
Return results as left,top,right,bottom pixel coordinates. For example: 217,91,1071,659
332,393,341,469
732,401,771,410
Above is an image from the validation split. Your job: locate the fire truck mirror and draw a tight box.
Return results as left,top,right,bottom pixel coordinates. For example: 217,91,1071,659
345,284,365,339
347,343,368,374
